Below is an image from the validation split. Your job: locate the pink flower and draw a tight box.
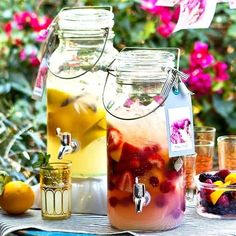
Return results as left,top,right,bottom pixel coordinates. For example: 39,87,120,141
29,55,40,66
187,68,212,95
13,11,52,32
19,46,40,66
3,22,12,36
31,16,52,32
13,11,37,30
19,49,27,61
213,61,229,81
156,22,175,38
190,41,215,69
13,38,22,46
172,6,180,22
141,0,162,15
35,29,49,42
159,8,172,24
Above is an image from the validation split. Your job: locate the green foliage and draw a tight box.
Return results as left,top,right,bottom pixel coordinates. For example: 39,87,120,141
0,171,12,195
32,152,51,168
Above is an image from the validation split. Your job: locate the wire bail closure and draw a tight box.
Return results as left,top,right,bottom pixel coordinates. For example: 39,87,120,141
46,27,110,80
43,6,112,80
102,48,190,121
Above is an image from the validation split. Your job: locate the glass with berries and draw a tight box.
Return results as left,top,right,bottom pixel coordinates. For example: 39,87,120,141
104,48,192,231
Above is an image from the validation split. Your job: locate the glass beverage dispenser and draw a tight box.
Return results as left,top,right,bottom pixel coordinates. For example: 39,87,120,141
46,7,117,214
103,48,195,230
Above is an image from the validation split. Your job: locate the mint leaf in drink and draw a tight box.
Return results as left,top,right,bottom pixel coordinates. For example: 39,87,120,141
32,153,51,168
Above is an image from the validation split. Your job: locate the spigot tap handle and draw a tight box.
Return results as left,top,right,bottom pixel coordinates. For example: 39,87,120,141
56,127,79,160
56,128,72,145
134,177,145,198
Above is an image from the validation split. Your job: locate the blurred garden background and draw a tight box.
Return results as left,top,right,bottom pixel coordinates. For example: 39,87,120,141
0,0,235,183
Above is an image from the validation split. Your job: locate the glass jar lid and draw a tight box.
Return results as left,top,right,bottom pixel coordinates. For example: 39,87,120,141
114,48,176,83
58,7,114,37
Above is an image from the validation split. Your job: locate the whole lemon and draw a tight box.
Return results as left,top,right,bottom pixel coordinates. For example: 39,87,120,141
0,181,35,215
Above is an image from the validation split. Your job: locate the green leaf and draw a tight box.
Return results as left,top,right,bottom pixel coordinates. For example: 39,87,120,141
9,73,32,96
213,95,235,118
0,171,12,195
0,83,11,94
143,21,155,40
32,152,51,168
227,24,236,38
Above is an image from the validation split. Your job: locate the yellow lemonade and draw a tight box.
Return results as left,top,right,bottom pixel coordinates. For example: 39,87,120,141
47,73,107,178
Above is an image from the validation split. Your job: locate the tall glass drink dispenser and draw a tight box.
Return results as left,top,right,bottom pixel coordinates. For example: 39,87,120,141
45,7,117,214
103,48,195,230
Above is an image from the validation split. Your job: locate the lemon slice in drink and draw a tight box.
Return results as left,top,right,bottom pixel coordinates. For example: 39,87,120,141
81,127,106,148
47,88,69,112
210,181,231,205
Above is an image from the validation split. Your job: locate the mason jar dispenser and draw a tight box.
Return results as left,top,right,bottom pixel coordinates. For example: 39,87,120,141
103,48,195,230
45,7,117,214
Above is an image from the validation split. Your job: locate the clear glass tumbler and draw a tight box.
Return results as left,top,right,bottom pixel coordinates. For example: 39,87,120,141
184,153,197,203
195,140,214,174
40,161,72,220
194,126,216,143
218,135,236,170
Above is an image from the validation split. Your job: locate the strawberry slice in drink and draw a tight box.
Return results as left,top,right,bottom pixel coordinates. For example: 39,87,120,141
107,127,122,151
116,171,134,193
120,142,140,161
147,153,165,169
107,127,123,161
142,144,161,157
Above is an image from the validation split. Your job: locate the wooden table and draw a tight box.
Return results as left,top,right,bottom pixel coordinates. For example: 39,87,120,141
1,204,236,236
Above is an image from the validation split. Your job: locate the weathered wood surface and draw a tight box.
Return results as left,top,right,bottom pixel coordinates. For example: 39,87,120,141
0,205,236,236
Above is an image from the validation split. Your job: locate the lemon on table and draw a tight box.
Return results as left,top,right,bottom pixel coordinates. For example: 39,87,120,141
0,181,35,215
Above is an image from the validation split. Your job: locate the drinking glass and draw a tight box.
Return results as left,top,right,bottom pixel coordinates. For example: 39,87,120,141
194,126,216,143
194,126,216,174
184,153,197,203
195,140,214,174
40,161,72,219
218,135,236,170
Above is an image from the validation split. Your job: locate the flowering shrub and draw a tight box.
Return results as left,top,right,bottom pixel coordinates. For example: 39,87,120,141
0,6,53,181
185,41,229,96
137,0,236,134
141,0,180,38
3,11,51,68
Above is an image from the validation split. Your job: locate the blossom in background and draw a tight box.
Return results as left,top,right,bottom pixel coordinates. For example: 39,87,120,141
213,61,229,82
140,0,180,38
3,11,51,67
140,0,161,15
12,11,52,32
190,41,214,68
185,41,229,96
187,68,212,95
3,22,12,37
19,46,40,67
35,29,49,42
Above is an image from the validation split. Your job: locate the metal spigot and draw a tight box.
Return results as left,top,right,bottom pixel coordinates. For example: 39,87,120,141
56,128,79,160
133,177,150,213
